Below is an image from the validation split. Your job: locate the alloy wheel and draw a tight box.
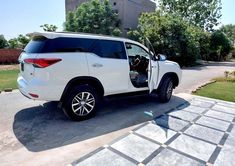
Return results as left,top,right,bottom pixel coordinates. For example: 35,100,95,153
71,92,95,116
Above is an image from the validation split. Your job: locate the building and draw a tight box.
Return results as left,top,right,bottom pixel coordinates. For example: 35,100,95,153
65,0,156,35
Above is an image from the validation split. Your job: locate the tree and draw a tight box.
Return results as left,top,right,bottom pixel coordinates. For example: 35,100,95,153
128,11,200,66
158,0,222,31
40,24,58,32
8,38,19,49
65,12,77,32
220,24,235,46
210,30,232,61
0,35,8,48
17,35,30,48
64,0,121,36
8,35,30,49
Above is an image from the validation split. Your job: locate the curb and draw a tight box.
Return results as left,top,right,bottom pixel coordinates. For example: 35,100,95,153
4,88,13,92
1,88,13,93
192,80,216,93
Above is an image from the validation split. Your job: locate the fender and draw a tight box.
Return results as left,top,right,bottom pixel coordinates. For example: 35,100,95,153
157,72,179,91
60,76,104,102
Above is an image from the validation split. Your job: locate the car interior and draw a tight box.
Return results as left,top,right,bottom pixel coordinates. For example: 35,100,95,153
126,43,150,88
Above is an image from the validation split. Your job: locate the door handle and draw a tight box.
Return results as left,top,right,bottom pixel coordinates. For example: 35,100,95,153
92,63,103,68
151,66,157,68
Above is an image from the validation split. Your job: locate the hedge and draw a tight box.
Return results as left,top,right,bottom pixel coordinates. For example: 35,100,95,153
0,49,22,64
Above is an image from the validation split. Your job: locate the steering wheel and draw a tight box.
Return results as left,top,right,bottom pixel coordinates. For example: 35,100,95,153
132,55,141,67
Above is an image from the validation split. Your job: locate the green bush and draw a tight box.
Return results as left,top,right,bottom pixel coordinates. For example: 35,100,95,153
209,31,232,61
128,11,200,67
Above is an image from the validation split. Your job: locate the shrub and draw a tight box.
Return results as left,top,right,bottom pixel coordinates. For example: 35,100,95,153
128,11,200,67
209,30,232,61
0,49,22,64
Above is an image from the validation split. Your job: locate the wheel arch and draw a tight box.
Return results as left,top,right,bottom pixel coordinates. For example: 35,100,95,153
157,72,179,90
60,76,104,102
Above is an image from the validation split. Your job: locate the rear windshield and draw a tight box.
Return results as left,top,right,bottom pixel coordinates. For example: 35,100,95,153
24,36,95,53
24,36,47,53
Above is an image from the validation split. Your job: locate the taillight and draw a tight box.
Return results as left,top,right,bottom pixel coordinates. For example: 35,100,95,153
29,93,39,98
24,58,62,68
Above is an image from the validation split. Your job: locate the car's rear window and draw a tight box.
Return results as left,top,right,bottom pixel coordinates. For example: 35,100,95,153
24,36,95,53
24,36,47,53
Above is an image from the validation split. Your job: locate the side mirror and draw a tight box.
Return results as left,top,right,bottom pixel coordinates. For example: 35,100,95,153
159,54,167,61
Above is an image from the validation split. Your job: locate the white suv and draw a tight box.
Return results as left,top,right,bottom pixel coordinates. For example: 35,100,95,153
18,32,182,121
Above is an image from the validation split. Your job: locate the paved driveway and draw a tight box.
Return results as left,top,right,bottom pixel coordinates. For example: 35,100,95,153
175,61,235,93
0,91,189,166
0,61,235,166
72,96,235,166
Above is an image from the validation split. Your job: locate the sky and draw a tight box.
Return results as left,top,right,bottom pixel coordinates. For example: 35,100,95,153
0,0,234,40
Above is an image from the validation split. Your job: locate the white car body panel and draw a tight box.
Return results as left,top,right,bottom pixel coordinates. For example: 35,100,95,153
87,53,129,95
18,32,182,101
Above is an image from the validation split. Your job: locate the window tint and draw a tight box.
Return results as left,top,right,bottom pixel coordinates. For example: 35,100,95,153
92,40,126,59
24,36,47,53
24,37,95,53
44,38,95,53
126,43,149,58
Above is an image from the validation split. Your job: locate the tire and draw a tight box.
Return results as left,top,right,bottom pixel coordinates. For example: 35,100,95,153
158,77,174,103
63,85,99,121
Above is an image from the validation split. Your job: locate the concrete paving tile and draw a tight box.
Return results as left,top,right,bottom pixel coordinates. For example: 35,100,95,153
196,116,230,131
146,149,204,166
111,134,160,162
168,110,199,122
193,98,216,104
181,105,207,114
190,99,214,108
169,135,216,161
217,102,235,108
135,123,177,144
215,127,235,166
75,149,136,166
214,144,235,166
154,115,190,131
212,105,235,115
184,124,224,144
205,110,235,122
225,127,235,147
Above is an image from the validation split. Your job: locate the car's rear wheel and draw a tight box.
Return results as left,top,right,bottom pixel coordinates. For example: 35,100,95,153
63,85,99,121
158,77,174,103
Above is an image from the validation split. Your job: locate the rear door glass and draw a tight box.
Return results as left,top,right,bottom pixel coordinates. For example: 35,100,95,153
92,40,127,59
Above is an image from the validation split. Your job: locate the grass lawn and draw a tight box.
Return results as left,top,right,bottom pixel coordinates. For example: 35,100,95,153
0,69,19,91
194,81,235,102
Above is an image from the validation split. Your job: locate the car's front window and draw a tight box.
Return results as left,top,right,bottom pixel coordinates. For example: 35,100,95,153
126,43,150,58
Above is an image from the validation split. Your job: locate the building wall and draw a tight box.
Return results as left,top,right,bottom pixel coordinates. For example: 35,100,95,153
65,0,156,35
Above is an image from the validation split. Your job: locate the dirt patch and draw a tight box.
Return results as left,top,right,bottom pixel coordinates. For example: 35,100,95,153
0,65,19,71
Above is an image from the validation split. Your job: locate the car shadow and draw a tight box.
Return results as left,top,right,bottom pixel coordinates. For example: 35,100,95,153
13,94,188,152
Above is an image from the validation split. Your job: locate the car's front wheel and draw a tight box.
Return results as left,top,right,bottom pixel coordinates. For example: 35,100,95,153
63,85,99,121
158,77,174,103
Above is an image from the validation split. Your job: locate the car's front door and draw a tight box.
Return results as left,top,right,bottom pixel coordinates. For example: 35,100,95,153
145,39,159,93
148,55,159,93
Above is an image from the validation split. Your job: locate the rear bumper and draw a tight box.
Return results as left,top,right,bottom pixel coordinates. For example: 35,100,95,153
17,75,63,101
17,75,32,99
